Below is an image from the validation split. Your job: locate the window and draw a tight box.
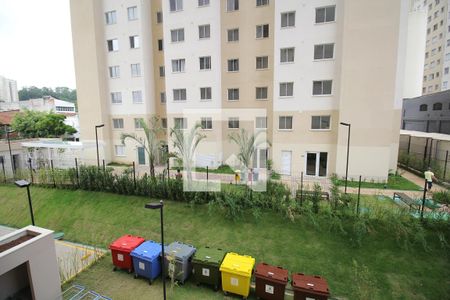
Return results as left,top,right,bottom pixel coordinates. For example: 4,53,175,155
256,24,269,38
199,56,211,70
228,28,239,42
172,59,185,73
112,118,124,129
422,87,426,94
314,43,334,60
256,87,268,100
111,92,122,104
115,145,125,156
174,117,187,129
227,0,239,11
131,63,141,77
161,118,167,129
433,24,438,31
279,116,293,130
256,56,268,69
228,117,239,129
199,24,210,39
107,39,119,52
433,102,443,110
313,80,332,95
315,6,336,23
109,66,120,78
445,67,449,74
423,75,427,82
228,88,239,101
256,0,269,6
128,6,138,21
419,104,428,111
170,0,183,12
171,28,185,42
279,82,294,97
281,12,295,28
105,11,117,25
132,90,143,103
158,39,163,51
200,87,212,100
129,35,140,49
437,72,440,77
428,86,433,92
198,0,210,6
160,92,166,103
429,74,434,80
134,118,144,129
255,117,267,129
201,117,212,129
159,66,165,77
228,59,239,71
173,89,187,101
311,116,331,130
157,11,163,23
280,47,295,63
445,81,449,89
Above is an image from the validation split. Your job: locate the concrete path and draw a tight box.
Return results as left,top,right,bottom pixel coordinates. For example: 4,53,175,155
0,225,105,283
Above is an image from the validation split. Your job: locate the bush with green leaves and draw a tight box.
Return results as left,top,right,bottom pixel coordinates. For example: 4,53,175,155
433,190,450,204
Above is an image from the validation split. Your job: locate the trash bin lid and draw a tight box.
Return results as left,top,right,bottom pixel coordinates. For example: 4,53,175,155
109,235,145,252
165,241,196,260
219,252,255,277
192,246,226,265
130,240,162,261
291,273,330,296
255,262,288,285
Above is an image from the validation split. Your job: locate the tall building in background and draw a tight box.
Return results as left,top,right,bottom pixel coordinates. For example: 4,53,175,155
70,0,409,180
0,75,19,103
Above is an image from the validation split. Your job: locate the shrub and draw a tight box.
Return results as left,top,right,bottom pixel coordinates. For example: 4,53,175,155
433,190,450,205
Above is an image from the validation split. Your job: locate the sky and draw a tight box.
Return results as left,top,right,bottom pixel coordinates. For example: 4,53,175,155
0,0,75,89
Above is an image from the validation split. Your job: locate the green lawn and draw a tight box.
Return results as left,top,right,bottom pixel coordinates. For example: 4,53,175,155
337,174,421,191
0,185,448,299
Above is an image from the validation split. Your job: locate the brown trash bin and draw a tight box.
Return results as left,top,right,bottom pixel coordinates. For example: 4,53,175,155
254,262,289,300
291,273,330,300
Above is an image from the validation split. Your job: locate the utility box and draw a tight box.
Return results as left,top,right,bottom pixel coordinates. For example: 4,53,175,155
164,241,196,284
130,240,162,284
220,252,255,299
254,262,289,300
291,273,330,300
109,235,145,273
192,246,227,291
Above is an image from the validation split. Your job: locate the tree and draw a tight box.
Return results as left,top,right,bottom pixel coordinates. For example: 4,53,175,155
228,128,271,182
170,123,206,185
18,86,77,103
11,110,77,138
121,116,163,178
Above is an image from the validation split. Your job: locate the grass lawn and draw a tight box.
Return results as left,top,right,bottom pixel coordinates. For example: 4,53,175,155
0,185,448,299
337,174,421,191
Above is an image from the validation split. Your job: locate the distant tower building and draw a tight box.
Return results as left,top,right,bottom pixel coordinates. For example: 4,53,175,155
0,75,19,103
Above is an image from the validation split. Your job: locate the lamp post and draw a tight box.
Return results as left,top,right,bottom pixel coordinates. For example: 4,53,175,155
15,180,35,226
95,124,104,169
6,129,15,178
145,200,166,300
340,122,351,194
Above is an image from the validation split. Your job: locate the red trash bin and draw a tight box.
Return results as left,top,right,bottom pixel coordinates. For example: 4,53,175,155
291,273,330,300
109,235,145,273
255,262,289,300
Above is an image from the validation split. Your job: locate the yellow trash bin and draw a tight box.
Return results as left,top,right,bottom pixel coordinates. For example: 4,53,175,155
219,252,255,299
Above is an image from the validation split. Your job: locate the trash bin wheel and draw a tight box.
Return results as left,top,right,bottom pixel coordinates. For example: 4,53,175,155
113,267,117,272
134,274,138,279
223,291,228,296
213,285,219,292
148,279,152,285
127,268,132,274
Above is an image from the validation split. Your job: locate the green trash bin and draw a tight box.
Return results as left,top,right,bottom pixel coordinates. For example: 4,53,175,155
192,246,227,291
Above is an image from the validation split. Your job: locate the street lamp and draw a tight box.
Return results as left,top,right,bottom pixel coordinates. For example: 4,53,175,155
145,200,166,300
15,180,35,226
95,124,105,169
6,129,15,178
340,122,351,194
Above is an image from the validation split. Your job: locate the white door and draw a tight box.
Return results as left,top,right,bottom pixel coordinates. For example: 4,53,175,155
281,151,292,175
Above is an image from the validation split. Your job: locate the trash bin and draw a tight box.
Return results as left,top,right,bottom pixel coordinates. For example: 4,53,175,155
192,246,227,291
291,273,330,300
254,262,288,300
130,240,162,284
220,252,255,299
164,241,196,284
109,235,145,273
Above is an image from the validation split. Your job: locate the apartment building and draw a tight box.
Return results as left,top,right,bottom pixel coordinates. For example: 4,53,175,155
71,0,409,180
0,75,18,103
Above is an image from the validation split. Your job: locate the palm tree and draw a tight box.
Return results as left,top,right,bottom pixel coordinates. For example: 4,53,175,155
170,122,206,185
228,128,271,182
121,116,163,178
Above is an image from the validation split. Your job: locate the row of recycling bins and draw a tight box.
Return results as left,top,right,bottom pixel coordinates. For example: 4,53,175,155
110,235,330,300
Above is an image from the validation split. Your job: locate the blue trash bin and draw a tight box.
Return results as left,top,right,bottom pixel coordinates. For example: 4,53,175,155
130,240,162,284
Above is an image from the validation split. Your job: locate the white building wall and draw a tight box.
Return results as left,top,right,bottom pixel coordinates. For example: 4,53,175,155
441,0,450,90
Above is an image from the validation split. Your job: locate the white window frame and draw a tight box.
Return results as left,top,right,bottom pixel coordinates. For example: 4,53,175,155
170,0,183,12
199,56,211,70
312,80,333,96
227,0,239,12
200,87,212,100
256,24,269,38
132,90,143,104
159,66,165,77
314,43,334,60
198,0,210,7
256,0,269,7
127,6,138,21
227,59,239,72
256,56,269,69
129,35,140,49
105,11,117,25
112,118,124,129
171,28,185,42
256,87,268,100
311,115,331,130
228,88,239,101
115,145,126,157
111,92,122,104
173,89,187,101
160,92,166,103
107,39,119,52
199,24,211,39
315,5,336,24
201,117,213,130
279,116,293,130
174,117,187,129
280,47,295,63
156,11,163,23
172,59,186,73
134,118,144,129
279,82,294,97
131,63,141,77
281,11,295,28
227,28,239,42
255,117,267,129
109,66,120,78
228,117,240,129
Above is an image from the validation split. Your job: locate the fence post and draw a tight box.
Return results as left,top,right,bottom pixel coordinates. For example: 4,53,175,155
300,171,304,206
102,159,106,172
444,151,448,181
407,135,411,154
206,166,209,182
423,138,429,166
421,179,427,222
428,139,433,167
1,157,5,183
167,159,170,180
51,160,56,188
28,158,33,184
356,175,361,216
132,161,137,190
75,158,79,188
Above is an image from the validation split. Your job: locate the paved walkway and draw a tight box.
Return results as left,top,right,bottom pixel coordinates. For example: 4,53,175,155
0,225,105,283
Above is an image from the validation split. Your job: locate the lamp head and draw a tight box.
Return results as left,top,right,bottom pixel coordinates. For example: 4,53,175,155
15,180,30,188
145,200,163,210
340,122,350,127
95,124,105,128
